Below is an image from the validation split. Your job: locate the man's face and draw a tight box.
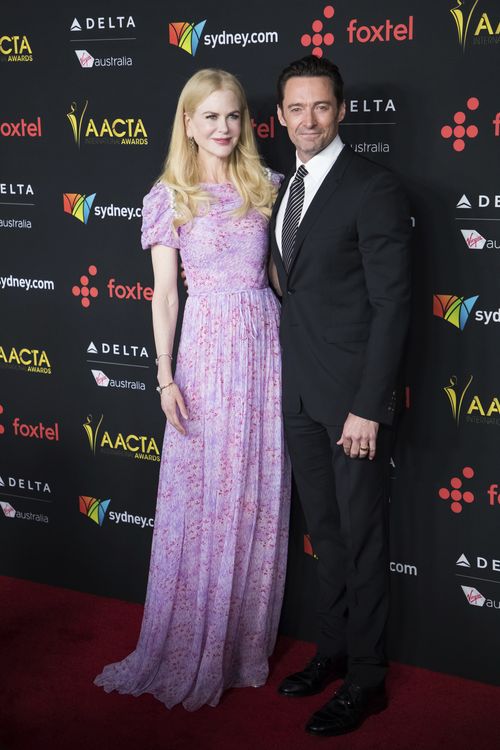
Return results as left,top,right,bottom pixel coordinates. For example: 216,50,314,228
277,76,345,163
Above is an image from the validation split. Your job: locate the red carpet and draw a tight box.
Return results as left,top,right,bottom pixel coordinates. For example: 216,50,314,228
1,575,498,750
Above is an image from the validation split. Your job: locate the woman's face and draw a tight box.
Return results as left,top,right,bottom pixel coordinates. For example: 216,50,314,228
185,88,242,163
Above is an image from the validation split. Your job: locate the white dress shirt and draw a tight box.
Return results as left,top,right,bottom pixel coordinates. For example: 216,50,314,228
275,134,344,256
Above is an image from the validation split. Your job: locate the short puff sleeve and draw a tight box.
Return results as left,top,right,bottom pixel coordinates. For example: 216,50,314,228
265,167,284,188
141,182,180,250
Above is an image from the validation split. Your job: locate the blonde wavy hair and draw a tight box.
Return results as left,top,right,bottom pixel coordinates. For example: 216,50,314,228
158,68,277,229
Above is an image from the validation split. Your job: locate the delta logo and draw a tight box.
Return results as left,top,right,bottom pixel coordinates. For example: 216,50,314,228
0,473,51,497
433,294,479,330
79,495,111,526
0,345,51,375
300,5,413,58
460,229,500,250
444,375,500,427
457,192,500,209
83,413,160,461
450,1,500,50
91,369,146,391
0,34,33,62
86,341,150,360
0,116,42,138
67,100,148,147
74,49,132,68
0,500,48,524
70,16,136,32
63,193,142,224
72,264,153,309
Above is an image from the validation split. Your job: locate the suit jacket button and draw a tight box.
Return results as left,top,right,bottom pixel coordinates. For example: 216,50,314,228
287,289,295,295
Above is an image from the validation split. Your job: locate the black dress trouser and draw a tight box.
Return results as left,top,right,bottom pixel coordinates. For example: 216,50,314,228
284,403,393,689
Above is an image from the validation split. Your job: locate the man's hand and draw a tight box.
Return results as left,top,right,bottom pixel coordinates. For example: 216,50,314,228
337,413,379,460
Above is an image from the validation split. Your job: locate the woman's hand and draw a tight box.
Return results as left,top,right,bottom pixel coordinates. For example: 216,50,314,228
161,384,188,435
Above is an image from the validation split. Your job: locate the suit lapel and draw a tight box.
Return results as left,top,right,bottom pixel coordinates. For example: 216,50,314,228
287,145,355,276
270,168,294,275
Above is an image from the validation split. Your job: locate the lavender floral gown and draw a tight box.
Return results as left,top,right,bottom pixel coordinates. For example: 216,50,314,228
94,174,291,711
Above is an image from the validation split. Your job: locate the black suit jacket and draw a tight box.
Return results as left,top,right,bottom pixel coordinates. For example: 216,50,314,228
270,145,411,426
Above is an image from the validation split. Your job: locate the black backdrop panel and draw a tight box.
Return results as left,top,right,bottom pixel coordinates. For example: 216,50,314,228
1,0,499,685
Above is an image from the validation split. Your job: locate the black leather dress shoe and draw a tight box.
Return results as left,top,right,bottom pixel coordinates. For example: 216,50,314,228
277,655,346,697
305,680,387,736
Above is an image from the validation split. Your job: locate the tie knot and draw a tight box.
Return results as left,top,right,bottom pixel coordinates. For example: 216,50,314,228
295,164,308,181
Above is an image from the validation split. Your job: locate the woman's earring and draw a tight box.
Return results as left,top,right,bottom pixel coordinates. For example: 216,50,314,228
189,137,196,151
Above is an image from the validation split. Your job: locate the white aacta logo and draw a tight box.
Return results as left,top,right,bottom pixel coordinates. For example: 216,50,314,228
456,553,471,567
457,194,472,209
87,341,98,354
0,501,16,518
91,369,110,387
70,18,82,32
461,585,486,607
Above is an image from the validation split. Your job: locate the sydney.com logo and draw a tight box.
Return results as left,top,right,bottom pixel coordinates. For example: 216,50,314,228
168,18,279,56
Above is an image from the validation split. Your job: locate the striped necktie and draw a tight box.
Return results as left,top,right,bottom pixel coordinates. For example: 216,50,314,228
281,164,308,271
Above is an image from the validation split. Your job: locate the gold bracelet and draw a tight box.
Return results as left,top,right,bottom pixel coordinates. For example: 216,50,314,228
156,382,174,395
155,353,173,365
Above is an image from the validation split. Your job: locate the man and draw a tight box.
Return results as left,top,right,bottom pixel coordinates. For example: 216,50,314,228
269,56,411,737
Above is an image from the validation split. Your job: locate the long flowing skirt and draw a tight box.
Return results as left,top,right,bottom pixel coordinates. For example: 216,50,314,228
94,287,291,710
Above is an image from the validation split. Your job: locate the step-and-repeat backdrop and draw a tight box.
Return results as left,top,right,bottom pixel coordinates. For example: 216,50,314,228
1,0,499,685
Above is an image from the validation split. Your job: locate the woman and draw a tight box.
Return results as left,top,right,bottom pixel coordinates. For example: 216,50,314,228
94,69,291,711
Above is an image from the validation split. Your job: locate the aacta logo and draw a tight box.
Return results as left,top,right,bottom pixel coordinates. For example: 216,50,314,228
0,34,33,62
63,193,96,224
67,100,148,147
450,1,500,50
0,345,51,375
83,413,159,461
79,495,111,526
0,117,42,138
433,294,479,330
169,20,206,56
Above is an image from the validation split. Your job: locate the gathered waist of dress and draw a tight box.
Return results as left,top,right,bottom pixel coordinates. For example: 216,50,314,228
187,286,270,298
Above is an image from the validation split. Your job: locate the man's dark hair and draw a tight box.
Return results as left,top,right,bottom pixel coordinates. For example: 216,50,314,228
277,55,344,107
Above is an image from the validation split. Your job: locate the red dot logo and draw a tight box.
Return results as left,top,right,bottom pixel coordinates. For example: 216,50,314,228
301,5,335,58
441,98,479,152
72,264,98,308
438,466,475,514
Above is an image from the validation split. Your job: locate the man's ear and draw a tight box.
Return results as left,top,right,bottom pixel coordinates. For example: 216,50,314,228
277,104,287,127
338,101,346,124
